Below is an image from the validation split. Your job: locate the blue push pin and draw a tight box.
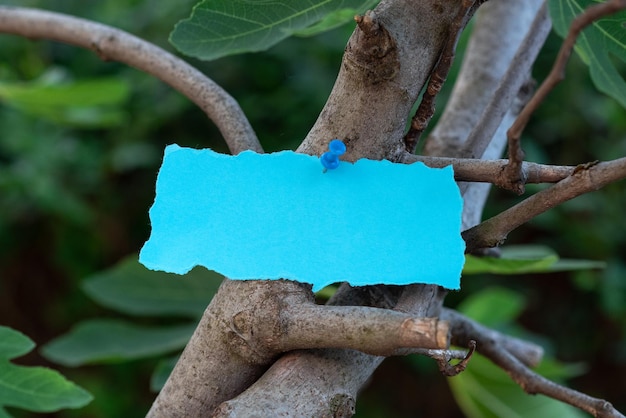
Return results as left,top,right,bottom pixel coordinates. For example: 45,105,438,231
321,139,346,172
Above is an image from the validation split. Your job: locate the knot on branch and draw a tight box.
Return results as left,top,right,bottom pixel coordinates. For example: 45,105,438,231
344,11,399,84
499,157,528,194
226,293,288,364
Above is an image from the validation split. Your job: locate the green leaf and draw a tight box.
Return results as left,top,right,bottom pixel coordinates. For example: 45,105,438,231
449,354,587,418
0,326,92,417
41,320,196,367
170,0,377,61
82,255,223,318
463,245,604,275
549,258,606,271
0,78,130,127
549,0,626,108
464,245,559,275
457,287,525,326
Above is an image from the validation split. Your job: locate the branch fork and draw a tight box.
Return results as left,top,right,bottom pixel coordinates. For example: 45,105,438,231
501,0,626,194
404,0,477,152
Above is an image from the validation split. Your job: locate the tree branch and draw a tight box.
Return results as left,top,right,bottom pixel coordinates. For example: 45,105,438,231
402,153,575,185
0,6,262,155
152,0,470,413
502,0,626,194
408,340,477,377
424,0,547,158
148,280,447,417
458,1,552,159
443,309,624,418
146,280,298,417
442,309,544,368
269,305,449,355
484,347,624,418
422,0,545,232
463,157,626,252
297,1,463,162
403,0,478,152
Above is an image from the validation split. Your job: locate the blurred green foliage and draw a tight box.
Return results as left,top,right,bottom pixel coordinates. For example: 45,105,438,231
0,1,625,417
448,288,586,418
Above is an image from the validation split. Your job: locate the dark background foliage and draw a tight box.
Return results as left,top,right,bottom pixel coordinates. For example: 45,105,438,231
1,1,624,416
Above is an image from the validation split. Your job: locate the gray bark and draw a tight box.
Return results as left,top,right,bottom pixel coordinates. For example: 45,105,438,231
150,0,548,416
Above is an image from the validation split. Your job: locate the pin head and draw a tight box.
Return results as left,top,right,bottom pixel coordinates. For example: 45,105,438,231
321,139,346,171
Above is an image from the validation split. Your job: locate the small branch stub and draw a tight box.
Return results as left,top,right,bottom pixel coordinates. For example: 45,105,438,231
439,340,476,377
502,0,626,194
344,11,400,84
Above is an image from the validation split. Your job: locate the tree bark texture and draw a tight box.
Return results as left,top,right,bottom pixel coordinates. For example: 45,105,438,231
149,0,548,416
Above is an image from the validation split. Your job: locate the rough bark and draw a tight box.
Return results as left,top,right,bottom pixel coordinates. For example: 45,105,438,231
147,280,304,416
297,0,460,161
214,0,545,416
144,0,553,416
148,1,462,416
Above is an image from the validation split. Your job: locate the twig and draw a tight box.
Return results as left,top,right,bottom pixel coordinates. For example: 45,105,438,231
410,347,470,362
484,344,624,418
462,157,626,252
403,341,477,377
404,0,477,153
442,309,544,367
443,309,624,418
502,0,626,194
403,152,575,185
459,1,551,159
0,6,263,155
246,304,450,355
435,340,476,377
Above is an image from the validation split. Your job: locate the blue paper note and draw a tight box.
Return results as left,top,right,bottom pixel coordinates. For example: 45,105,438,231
140,145,465,291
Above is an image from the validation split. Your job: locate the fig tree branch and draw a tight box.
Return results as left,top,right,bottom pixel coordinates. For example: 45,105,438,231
405,340,477,377
463,157,626,252
403,0,478,152
459,0,551,159
403,153,575,185
221,284,448,357
442,309,544,367
263,305,449,355
443,309,624,418
487,345,624,418
0,6,262,155
400,0,545,332
502,0,626,194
